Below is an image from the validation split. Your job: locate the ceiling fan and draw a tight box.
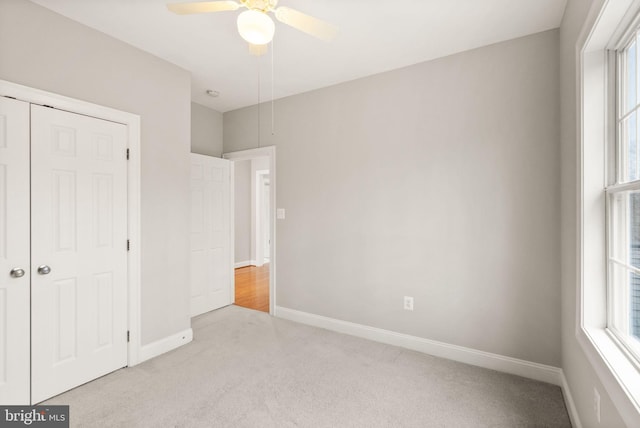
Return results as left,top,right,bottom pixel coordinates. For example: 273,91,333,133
167,0,338,54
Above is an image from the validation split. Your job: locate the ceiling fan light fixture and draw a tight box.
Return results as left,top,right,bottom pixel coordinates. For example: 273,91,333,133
237,9,275,45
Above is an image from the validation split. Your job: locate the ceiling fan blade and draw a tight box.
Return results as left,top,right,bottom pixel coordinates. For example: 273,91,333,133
249,43,268,56
274,7,338,41
167,1,240,15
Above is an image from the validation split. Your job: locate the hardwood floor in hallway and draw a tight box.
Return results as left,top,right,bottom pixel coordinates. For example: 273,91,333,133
235,264,269,313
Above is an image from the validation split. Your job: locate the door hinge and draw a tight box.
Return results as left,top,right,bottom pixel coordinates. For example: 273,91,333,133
127,239,130,251
126,148,130,160
127,331,130,342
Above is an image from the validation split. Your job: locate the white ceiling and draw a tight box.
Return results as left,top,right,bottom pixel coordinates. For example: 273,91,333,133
30,0,568,112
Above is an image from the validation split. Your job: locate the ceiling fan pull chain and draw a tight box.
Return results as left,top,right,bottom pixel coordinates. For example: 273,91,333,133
258,51,262,148
271,37,275,137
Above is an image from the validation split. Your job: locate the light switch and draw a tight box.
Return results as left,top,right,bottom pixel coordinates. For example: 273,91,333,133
277,208,286,220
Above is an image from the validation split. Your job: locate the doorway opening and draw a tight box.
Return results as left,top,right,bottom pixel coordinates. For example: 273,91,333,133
223,147,276,315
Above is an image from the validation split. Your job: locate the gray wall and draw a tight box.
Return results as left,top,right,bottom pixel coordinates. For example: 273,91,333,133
191,102,223,157
0,0,192,345
225,30,562,367
559,0,626,426
234,160,252,263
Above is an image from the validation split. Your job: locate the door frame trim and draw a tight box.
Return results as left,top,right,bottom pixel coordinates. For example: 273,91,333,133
223,146,277,315
0,79,143,366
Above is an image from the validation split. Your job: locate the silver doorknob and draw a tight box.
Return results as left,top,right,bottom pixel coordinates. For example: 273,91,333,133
37,265,51,275
10,268,25,278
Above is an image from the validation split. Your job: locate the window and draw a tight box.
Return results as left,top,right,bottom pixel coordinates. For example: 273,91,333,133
579,1,640,423
608,28,640,366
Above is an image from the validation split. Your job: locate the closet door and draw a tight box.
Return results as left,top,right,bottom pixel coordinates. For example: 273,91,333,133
30,105,128,403
0,97,30,404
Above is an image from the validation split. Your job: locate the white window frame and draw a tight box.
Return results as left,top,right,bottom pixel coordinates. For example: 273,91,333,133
606,25,640,367
578,0,640,425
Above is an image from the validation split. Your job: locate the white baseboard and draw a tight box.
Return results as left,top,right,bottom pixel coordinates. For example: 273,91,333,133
275,306,563,386
138,328,193,364
235,260,256,268
560,371,583,428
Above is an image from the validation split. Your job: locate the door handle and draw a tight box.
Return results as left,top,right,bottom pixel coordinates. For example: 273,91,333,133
10,268,25,278
37,265,51,275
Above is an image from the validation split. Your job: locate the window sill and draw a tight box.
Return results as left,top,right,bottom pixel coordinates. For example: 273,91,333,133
577,326,640,425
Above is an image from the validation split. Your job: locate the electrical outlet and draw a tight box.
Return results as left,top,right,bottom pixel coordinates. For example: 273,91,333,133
594,387,601,423
403,296,414,311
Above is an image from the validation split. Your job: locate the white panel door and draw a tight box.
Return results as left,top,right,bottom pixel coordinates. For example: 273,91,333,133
0,97,30,404
30,105,128,403
191,154,232,316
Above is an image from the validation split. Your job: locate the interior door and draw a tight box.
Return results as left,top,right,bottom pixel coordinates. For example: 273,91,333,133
261,176,270,260
30,105,128,404
190,153,232,316
0,97,31,404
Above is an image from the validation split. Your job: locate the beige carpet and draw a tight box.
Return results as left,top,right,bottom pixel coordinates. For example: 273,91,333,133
45,305,571,427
